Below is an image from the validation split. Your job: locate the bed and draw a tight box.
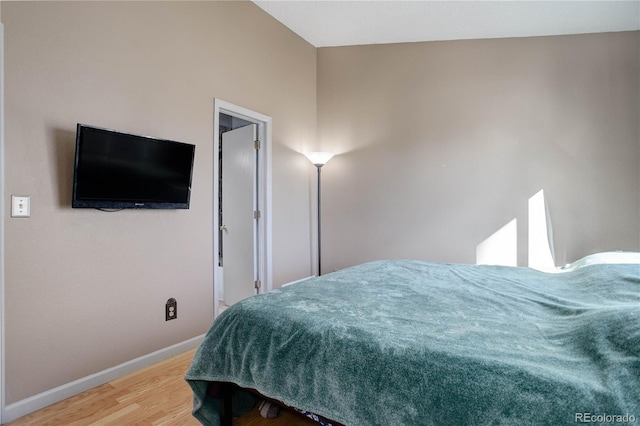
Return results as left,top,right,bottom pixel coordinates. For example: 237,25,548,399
185,253,640,425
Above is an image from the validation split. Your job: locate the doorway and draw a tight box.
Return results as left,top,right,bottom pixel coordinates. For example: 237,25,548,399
213,99,272,318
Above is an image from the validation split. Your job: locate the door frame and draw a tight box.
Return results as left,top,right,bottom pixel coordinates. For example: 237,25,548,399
0,23,5,424
213,99,272,319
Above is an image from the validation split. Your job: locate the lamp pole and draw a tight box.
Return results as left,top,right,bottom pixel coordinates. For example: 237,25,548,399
316,164,323,276
304,152,334,277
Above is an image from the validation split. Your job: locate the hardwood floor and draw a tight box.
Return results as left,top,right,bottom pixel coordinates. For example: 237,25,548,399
5,349,318,426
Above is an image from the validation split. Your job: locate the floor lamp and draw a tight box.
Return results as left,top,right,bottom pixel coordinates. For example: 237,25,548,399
305,152,334,276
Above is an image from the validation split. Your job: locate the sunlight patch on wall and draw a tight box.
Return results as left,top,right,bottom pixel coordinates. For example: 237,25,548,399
476,219,518,267
475,189,557,269
528,189,556,271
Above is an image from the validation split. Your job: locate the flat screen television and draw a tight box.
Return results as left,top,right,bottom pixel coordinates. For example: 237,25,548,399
72,124,195,209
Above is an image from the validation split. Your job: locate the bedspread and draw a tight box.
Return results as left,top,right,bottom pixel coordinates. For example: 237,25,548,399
185,259,640,425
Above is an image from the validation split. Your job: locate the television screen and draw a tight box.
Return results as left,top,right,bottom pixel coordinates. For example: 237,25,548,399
72,124,195,209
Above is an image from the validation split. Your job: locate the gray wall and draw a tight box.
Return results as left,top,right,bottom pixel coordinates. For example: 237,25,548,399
3,1,316,404
317,32,640,271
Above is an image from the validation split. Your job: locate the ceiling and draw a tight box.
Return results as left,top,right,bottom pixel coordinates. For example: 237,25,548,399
252,1,640,48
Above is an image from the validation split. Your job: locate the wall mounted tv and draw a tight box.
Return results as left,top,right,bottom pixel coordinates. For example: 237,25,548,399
72,124,195,209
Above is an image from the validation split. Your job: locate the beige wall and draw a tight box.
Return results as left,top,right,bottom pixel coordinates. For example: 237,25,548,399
318,32,640,271
3,0,639,410
3,1,316,404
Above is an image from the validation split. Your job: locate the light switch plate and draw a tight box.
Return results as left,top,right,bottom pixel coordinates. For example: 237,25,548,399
11,195,31,218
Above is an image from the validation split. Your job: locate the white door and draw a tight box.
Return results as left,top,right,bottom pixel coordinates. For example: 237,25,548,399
221,124,258,306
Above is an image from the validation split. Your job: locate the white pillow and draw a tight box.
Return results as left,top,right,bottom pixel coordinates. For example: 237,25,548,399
559,251,640,272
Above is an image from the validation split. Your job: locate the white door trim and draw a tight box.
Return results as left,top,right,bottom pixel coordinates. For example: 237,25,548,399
213,99,272,319
1,23,6,424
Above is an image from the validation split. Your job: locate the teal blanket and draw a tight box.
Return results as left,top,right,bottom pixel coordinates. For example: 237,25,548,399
185,260,640,425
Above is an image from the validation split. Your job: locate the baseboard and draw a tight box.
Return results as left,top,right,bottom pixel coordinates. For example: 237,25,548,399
281,275,314,287
3,334,205,423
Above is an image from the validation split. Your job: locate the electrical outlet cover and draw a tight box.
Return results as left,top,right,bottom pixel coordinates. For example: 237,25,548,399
165,298,177,321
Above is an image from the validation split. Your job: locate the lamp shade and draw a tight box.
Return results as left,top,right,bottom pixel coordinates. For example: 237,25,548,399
304,152,334,167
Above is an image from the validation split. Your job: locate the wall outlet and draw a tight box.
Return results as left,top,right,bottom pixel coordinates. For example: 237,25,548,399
165,298,177,321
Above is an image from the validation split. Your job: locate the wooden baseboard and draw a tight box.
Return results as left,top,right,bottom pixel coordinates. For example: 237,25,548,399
3,334,205,423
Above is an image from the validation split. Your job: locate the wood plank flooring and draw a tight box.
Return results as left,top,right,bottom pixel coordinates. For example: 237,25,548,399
6,349,318,426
